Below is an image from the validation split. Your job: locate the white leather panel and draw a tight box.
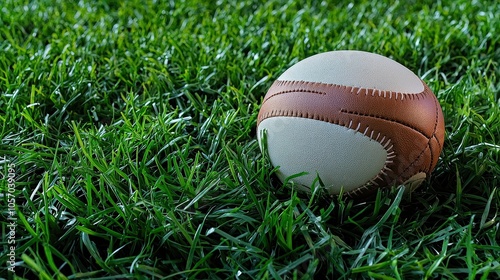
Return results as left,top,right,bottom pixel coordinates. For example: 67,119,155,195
258,116,387,194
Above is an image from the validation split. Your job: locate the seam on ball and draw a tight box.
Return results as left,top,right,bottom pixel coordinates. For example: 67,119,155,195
340,109,430,138
263,88,327,103
259,80,439,197
388,93,441,186
262,109,398,190
398,97,440,179
433,134,442,151
428,95,441,172
346,118,396,194
265,80,427,104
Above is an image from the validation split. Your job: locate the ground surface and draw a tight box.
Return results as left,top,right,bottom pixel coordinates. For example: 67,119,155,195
0,0,499,279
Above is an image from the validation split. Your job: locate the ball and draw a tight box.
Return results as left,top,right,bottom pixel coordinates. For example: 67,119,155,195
257,50,445,196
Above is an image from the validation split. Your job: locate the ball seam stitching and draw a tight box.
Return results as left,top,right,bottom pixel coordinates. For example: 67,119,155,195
259,80,440,196
340,109,430,138
264,80,427,105
397,87,441,181
262,110,396,195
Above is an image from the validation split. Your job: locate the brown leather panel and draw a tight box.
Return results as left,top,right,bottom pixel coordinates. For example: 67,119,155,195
258,80,445,191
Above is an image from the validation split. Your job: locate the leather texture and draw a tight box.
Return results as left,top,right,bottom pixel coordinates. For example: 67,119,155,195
258,117,388,193
257,79,445,196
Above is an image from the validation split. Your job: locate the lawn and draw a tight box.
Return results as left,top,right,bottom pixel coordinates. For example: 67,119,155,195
1,0,499,279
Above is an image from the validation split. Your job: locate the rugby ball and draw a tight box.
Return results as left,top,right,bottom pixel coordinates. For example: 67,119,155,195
257,50,445,196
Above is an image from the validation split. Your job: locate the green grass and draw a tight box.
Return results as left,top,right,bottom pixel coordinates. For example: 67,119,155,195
1,0,499,279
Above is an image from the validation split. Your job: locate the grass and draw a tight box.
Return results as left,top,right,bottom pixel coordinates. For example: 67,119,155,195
0,0,499,278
